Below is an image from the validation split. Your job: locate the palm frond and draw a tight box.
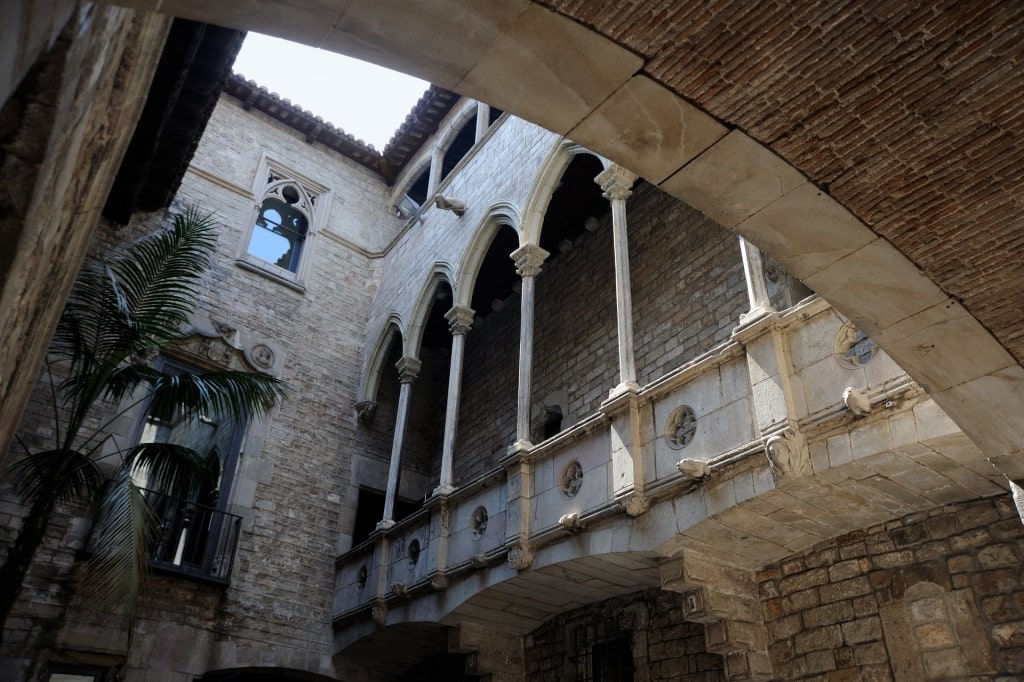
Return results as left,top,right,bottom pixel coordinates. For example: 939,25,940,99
123,442,217,503
85,471,158,615
50,208,218,415
144,370,289,424
7,449,103,506
111,207,217,344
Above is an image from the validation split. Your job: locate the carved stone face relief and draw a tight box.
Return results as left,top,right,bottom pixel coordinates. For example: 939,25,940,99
560,460,584,498
666,406,697,450
834,321,877,369
470,506,488,539
250,343,275,369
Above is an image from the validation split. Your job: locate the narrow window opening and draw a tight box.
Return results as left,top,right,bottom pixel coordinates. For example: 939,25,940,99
574,630,634,682
543,405,563,440
441,114,478,180
351,487,420,546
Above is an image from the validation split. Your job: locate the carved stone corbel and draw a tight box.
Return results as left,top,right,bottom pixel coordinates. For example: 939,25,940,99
620,492,650,517
355,401,377,423
371,600,388,627
507,543,535,570
764,427,810,478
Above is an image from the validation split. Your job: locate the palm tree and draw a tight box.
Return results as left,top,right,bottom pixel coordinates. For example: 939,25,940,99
0,208,288,636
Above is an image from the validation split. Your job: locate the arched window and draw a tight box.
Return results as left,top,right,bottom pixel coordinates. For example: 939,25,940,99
237,156,331,288
248,190,308,272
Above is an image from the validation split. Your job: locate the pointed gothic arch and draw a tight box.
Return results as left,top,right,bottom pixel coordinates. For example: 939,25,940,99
453,201,522,309
405,263,457,357
519,140,610,248
358,315,406,406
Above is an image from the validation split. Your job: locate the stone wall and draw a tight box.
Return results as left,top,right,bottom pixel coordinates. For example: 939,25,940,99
758,493,1024,680
525,589,725,682
0,4,172,463
2,91,390,679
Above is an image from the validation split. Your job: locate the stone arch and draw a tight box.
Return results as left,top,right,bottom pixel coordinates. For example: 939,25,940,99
520,139,610,247
453,201,522,309
405,262,457,357
199,667,341,682
434,97,482,160
389,152,432,211
357,314,406,405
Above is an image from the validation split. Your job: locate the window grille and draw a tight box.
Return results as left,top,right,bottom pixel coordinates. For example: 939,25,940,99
572,627,634,682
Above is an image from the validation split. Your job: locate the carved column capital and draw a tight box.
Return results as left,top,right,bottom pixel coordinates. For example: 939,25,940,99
395,356,422,383
445,305,475,335
596,164,639,202
510,243,549,278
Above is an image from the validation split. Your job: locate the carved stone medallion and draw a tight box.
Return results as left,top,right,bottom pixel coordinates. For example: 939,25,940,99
559,460,584,498
470,506,488,539
666,405,697,450
834,321,877,369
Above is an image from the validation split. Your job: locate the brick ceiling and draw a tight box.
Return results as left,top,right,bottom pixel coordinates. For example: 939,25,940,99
538,0,1024,364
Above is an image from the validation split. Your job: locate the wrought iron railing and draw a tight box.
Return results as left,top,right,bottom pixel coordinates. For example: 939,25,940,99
141,488,242,586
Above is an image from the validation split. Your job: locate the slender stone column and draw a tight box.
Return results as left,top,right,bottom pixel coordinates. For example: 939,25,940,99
738,236,775,324
427,146,445,199
436,305,475,495
596,164,641,397
378,356,421,530
475,101,490,142
509,244,549,453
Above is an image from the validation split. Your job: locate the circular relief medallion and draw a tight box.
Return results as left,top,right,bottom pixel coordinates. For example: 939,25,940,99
407,539,421,567
357,565,368,588
666,406,697,450
559,460,584,498
250,343,275,369
470,506,489,539
834,321,877,369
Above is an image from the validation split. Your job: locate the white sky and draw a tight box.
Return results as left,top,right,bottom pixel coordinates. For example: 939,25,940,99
233,33,430,151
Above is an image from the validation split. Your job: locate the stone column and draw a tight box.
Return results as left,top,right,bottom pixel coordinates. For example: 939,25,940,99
427,146,445,199
475,101,490,142
738,236,775,324
435,305,474,495
509,244,549,452
596,164,641,397
378,356,421,530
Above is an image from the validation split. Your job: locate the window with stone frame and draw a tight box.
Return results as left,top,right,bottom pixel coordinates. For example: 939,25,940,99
572,626,635,682
128,356,246,584
238,155,331,287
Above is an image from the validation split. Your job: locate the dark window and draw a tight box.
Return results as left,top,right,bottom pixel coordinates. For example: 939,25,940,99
130,358,244,584
351,487,421,546
248,191,308,272
406,168,430,207
573,629,634,682
441,115,478,179
542,406,563,440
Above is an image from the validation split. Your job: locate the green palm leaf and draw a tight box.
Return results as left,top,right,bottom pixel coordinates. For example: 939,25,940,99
8,448,103,506
85,470,159,615
123,442,218,503
144,370,289,423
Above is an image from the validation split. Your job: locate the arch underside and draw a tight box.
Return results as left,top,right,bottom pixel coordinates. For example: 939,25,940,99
115,0,1024,475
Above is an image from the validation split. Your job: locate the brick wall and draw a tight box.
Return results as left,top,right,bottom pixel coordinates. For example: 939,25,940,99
525,589,725,682
758,494,1024,680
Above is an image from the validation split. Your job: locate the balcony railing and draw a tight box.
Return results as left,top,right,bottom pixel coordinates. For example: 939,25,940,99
142,488,242,586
